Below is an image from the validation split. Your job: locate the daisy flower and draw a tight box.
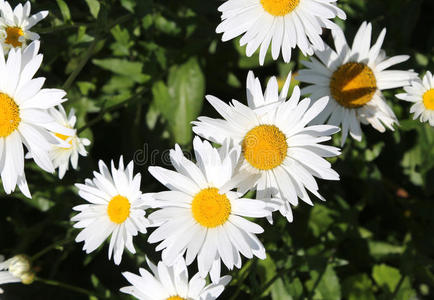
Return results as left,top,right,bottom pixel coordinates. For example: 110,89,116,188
148,137,276,282
0,41,72,198
216,0,346,65
121,257,231,300
71,157,150,265
396,71,434,126
297,22,417,145
0,254,34,294
193,71,341,223
49,105,91,179
0,0,48,53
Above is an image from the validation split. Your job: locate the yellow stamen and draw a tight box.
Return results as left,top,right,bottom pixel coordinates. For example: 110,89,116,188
167,297,185,300
330,62,377,108
260,0,300,16
107,195,131,224
191,188,231,228
5,26,24,48
242,125,288,170
422,89,434,110
0,93,20,137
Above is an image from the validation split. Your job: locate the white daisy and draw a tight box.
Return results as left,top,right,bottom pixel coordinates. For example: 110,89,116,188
0,0,48,53
216,0,346,65
71,157,150,265
0,41,73,198
49,105,91,179
396,71,434,126
121,257,231,300
297,21,418,145
0,254,34,294
192,71,341,223
147,137,276,283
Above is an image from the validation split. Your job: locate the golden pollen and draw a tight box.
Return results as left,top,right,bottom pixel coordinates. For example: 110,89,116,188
107,195,131,224
242,125,288,170
167,297,185,300
0,93,21,137
5,26,24,48
422,89,434,110
330,62,377,108
191,188,231,228
260,0,300,16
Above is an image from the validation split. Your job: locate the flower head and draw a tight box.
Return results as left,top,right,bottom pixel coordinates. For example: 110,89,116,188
0,1,48,53
121,257,231,300
72,157,150,265
297,22,417,145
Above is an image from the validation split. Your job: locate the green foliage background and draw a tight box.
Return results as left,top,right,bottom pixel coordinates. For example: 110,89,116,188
1,0,434,299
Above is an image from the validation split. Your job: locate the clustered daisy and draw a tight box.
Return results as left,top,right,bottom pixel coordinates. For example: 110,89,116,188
0,0,48,53
193,71,341,222
297,22,417,145
72,157,150,265
121,257,231,300
216,0,346,65
396,71,434,126
2,0,432,298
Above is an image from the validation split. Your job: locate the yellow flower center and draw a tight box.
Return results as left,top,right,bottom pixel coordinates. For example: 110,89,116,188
5,26,24,48
260,0,300,16
107,195,131,224
242,125,288,170
0,93,20,137
55,132,73,147
330,62,377,109
167,297,185,300
422,89,434,110
191,188,231,228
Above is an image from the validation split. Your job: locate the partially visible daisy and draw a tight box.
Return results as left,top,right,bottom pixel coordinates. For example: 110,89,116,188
148,137,276,282
121,257,231,300
193,71,340,223
0,41,73,198
49,105,90,179
0,0,48,53
216,0,346,65
396,71,434,126
0,254,35,294
297,22,417,145
71,157,150,265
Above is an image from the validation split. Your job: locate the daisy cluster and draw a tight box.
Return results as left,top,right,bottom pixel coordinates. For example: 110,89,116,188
0,0,433,299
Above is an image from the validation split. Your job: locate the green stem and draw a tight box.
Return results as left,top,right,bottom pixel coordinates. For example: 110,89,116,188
77,89,146,134
36,277,102,298
62,37,100,91
229,259,256,300
31,237,74,261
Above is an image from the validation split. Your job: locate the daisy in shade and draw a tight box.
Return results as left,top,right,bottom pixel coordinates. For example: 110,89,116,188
71,157,150,265
216,0,346,65
0,0,48,53
396,71,434,126
48,105,91,179
297,22,417,145
121,257,231,300
148,137,276,282
0,40,73,198
193,71,341,223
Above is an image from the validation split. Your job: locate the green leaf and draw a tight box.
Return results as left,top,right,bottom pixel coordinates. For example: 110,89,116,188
368,241,404,260
372,264,401,293
92,58,150,83
56,0,71,22
306,265,341,300
84,0,100,19
165,57,205,145
342,274,375,300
